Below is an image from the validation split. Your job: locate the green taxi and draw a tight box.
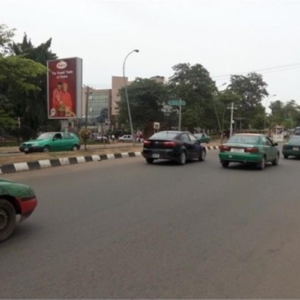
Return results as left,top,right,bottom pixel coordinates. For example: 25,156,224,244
219,134,280,170
194,133,210,143
282,135,300,159
20,132,81,153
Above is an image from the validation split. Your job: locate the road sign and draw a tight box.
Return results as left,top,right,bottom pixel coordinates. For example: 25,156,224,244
168,100,186,106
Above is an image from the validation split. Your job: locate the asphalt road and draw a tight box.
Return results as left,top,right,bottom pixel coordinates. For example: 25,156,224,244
1,150,300,298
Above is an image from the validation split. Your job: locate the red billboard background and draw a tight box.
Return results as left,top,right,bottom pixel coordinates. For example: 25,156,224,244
47,58,81,119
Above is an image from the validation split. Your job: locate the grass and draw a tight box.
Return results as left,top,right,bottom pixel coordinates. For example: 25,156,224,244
0,146,142,166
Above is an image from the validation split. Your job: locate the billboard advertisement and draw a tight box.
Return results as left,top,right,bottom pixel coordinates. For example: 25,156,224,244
47,57,82,119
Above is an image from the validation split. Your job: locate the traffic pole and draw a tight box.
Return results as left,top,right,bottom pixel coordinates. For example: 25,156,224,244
179,100,182,131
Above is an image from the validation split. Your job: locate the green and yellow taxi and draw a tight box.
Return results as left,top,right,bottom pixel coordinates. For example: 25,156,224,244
282,135,300,159
219,134,280,170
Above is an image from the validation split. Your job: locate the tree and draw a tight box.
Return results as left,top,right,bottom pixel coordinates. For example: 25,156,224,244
168,63,216,131
229,72,268,128
0,25,49,139
118,78,169,137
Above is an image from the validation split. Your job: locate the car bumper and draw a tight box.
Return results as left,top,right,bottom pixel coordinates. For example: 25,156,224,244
17,195,38,222
143,149,180,160
219,152,263,163
282,149,300,156
20,146,43,153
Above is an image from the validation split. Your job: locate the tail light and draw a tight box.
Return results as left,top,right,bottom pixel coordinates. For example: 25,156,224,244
245,147,259,153
143,140,151,146
163,141,177,147
220,145,230,152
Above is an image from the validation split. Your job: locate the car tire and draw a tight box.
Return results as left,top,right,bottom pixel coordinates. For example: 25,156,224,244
199,149,206,161
178,151,187,165
43,146,50,153
0,199,17,243
146,158,154,164
258,156,266,170
221,161,230,168
284,155,289,159
72,145,79,151
272,154,280,166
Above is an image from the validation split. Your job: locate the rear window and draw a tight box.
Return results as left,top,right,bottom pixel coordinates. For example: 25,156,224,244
150,132,178,140
288,136,300,144
228,135,259,145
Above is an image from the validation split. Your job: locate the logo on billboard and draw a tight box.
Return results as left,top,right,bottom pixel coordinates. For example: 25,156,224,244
56,60,68,69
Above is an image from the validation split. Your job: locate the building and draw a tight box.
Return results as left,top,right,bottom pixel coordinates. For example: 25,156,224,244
81,75,165,126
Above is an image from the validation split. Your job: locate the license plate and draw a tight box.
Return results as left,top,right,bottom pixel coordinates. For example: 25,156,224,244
230,148,244,153
152,153,160,158
24,148,29,152
293,147,299,150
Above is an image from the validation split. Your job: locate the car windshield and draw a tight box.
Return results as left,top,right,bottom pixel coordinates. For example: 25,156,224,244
228,135,259,145
37,133,54,140
150,132,178,140
288,136,300,144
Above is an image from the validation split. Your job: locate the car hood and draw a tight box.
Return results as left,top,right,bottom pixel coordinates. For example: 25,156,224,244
23,139,46,144
0,179,35,197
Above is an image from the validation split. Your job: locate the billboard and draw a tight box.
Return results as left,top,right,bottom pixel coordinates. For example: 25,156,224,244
47,57,82,119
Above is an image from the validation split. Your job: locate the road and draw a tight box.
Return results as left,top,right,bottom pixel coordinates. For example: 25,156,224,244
1,150,300,298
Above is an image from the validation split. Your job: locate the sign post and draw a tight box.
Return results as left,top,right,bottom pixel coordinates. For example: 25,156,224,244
168,99,186,130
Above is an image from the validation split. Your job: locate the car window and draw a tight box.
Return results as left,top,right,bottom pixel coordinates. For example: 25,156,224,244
150,132,178,140
288,136,300,144
180,134,190,142
63,133,73,140
53,133,63,140
266,137,274,146
228,135,259,145
262,137,272,146
188,134,197,142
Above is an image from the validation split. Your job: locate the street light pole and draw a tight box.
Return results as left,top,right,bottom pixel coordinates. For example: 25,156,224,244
123,49,139,145
264,94,276,130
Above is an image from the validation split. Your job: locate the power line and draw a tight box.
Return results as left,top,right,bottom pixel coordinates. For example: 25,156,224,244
212,62,300,79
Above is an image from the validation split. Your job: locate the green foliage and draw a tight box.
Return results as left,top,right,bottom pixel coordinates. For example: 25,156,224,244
229,72,268,128
79,127,91,150
168,63,216,130
0,25,58,139
118,78,169,130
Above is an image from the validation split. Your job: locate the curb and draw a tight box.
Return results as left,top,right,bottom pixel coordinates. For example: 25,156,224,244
0,146,219,175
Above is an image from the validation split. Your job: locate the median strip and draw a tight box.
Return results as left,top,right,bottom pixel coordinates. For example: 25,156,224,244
0,145,220,174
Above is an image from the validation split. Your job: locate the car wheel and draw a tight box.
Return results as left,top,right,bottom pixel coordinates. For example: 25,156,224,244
272,154,280,166
146,158,154,164
72,145,79,151
178,151,187,165
199,149,206,161
221,161,230,168
0,199,17,243
284,155,289,159
258,156,266,170
43,146,50,153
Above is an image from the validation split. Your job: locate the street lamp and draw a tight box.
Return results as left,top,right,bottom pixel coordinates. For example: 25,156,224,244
123,49,139,145
264,94,276,130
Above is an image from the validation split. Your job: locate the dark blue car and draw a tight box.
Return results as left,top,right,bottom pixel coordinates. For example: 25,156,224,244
142,131,206,165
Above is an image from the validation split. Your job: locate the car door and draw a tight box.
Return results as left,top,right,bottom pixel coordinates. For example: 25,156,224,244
179,133,194,159
267,137,278,160
261,136,275,161
63,133,73,150
52,133,64,151
188,133,200,158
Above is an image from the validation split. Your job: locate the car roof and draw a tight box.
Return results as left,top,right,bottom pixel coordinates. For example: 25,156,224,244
157,131,189,134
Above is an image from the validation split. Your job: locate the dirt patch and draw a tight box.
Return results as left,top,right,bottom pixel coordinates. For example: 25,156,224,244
0,147,142,165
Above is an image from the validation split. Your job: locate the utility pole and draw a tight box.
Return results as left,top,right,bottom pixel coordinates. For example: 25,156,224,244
179,100,182,131
85,86,90,129
227,102,237,138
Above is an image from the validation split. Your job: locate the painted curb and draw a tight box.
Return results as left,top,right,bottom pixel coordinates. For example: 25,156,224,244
0,146,219,175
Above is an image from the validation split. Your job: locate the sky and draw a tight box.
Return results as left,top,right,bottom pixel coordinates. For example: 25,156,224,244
2,0,300,110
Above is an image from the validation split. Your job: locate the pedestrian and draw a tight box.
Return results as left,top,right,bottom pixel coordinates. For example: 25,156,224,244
112,134,115,143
